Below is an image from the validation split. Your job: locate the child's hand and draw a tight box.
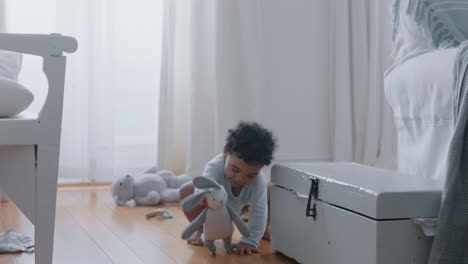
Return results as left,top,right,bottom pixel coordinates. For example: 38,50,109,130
231,242,259,255
200,196,208,207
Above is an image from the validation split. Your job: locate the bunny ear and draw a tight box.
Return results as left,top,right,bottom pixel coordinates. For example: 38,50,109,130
193,176,220,189
181,190,210,211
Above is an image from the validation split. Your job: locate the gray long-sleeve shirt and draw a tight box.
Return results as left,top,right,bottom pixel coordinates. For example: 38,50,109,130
202,154,267,247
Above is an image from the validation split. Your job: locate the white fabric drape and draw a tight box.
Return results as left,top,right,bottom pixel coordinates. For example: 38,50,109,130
5,0,163,181
0,1,4,32
158,0,266,175
0,1,4,200
329,0,397,168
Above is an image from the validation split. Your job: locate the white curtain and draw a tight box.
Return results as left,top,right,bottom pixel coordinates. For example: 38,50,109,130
158,0,266,175
329,0,397,168
0,1,4,32
5,0,163,181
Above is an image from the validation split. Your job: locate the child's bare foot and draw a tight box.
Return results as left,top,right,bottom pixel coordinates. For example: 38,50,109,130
262,226,270,241
187,228,204,246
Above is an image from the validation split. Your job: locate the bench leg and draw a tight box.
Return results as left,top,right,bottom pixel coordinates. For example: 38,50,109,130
0,190,8,202
35,144,60,264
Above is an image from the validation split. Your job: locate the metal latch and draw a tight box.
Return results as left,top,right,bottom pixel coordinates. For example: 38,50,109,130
306,178,319,219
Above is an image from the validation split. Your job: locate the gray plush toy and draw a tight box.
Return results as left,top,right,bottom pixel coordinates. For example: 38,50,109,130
180,176,250,255
111,166,190,206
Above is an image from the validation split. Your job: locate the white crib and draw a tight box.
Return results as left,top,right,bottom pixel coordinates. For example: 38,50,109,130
0,33,77,264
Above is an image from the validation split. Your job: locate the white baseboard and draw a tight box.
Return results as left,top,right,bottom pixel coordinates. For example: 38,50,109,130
59,167,150,182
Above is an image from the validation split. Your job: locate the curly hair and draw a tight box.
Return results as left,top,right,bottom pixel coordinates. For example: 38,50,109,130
224,121,278,166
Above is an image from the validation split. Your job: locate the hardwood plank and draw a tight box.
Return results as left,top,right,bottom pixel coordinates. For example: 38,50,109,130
57,190,175,264
0,200,33,264
52,204,115,264
66,189,240,264
0,197,115,264
0,254,17,264
0,186,295,264
93,187,292,264
56,193,145,264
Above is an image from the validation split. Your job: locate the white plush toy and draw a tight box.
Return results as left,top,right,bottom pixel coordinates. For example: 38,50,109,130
111,166,190,206
181,176,250,255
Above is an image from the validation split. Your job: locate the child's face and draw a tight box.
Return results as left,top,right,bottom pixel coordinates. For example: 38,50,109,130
223,152,263,188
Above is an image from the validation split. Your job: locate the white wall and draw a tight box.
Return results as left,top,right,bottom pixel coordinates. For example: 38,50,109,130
261,0,331,162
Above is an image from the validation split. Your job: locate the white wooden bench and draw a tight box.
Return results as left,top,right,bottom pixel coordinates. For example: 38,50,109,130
0,33,77,264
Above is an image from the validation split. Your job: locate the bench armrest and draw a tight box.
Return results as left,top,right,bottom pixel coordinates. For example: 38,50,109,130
0,33,77,57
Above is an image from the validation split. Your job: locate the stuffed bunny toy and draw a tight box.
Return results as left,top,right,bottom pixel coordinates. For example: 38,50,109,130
111,166,190,206
180,176,250,255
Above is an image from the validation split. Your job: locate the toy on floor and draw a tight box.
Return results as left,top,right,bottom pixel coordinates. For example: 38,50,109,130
0,228,34,253
111,166,191,206
145,208,174,219
180,176,250,255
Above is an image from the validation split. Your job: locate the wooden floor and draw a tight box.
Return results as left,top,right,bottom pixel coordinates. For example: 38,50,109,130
0,186,295,264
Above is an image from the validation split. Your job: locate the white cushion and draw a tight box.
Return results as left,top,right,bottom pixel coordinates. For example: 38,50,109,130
0,50,22,81
392,0,433,65
384,48,458,181
0,76,34,118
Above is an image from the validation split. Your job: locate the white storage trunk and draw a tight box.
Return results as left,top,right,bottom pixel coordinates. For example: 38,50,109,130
270,162,442,264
